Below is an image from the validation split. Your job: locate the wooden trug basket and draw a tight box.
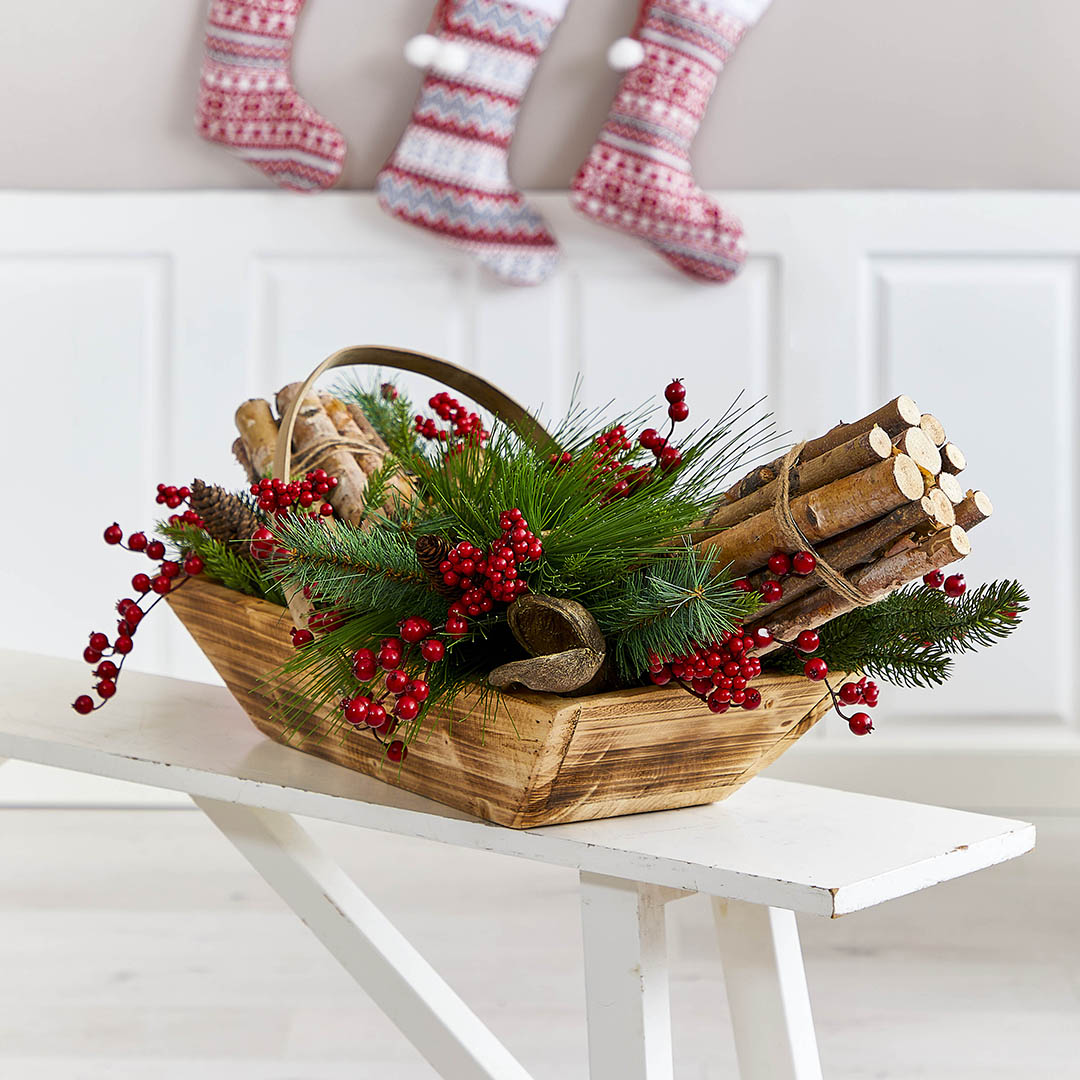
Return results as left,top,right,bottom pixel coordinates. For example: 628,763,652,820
167,347,836,829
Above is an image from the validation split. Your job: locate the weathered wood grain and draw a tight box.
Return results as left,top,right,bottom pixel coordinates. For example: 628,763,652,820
167,578,835,829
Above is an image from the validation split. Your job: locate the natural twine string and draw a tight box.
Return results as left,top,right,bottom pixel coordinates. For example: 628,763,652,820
291,435,383,476
774,442,876,608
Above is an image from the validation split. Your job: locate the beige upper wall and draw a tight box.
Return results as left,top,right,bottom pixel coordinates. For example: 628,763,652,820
4,0,1078,190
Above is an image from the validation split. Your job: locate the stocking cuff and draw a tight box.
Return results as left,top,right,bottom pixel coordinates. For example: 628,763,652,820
699,0,772,25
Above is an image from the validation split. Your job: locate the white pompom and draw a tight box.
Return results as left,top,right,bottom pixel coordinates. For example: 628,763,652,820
433,40,470,76
607,37,645,71
404,33,440,69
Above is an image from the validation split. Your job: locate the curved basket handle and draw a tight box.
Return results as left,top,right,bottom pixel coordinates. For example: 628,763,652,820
273,345,552,480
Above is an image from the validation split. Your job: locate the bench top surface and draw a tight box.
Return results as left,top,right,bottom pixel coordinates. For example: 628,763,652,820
0,651,1033,917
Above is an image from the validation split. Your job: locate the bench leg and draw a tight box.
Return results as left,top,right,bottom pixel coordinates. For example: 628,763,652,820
192,796,534,1080
712,898,823,1080
580,871,682,1080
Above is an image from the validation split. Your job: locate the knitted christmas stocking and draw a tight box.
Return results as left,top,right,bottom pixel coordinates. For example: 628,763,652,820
376,0,570,286
195,0,345,191
571,0,771,283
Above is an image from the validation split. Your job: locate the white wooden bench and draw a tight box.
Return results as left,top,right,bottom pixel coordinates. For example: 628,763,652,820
0,651,1034,1079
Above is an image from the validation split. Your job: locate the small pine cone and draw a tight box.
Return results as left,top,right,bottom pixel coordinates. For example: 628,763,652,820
415,534,456,596
189,479,261,546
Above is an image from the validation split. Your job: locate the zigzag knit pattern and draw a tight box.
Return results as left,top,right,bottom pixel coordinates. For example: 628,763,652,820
571,0,765,283
195,0,345,191
377,0,566,286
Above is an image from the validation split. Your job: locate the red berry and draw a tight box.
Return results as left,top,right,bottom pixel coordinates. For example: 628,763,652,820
72,695,95,715
732,578,751,592
386,740,408,763
664,379,686,404
127,532,147,551
366,702,387,729
795,629,820,653
400,617,430,644
160,560,181,579
668,401,689,423
103,523,123,545
445,615,468,637
151,574,171,595
707,694,729,713
344,696,370,725
96,679,117,699
760,580,783,604
145,540,166,560
804,657,828,681
385,669,409,694
791,551,817,576
183,555,205,576
639,428,661,450
291,628,314,647
89,632,109,652
943,574,966,598
407,679,430,703
394,695,420,721
650,668,672,685
768,552,791,577
114,636,134,655
838,682,862,705
743,688,762,710
95,661,119,679
751,627,773,649
658,445,682,471
848,712,874,736
923,569,945,589
420,639,445,663
123,605,143,627
83,646,102,664
116,598,135,614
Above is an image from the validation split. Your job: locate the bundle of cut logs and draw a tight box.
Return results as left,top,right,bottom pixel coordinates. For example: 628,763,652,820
693,396,992,653
232,385,414,523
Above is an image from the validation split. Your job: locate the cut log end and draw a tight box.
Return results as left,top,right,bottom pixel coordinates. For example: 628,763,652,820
941,443,967,474
955,490,994,531
937,472,965,505
926,487,956,527
919,413,947,447
892,453,925,500
893,427,942,476
896,394,923,428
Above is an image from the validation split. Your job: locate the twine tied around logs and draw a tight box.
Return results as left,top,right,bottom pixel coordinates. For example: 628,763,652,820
291,435,384,477
774,442,876,608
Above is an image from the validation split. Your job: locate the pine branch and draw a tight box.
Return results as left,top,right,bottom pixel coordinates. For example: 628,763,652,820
594,543,763,679
335,378,422,461
157,521,286,605
763,580,1028,688
268,513,447,623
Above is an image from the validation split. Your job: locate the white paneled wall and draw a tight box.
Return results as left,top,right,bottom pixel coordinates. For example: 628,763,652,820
2,191,1078,808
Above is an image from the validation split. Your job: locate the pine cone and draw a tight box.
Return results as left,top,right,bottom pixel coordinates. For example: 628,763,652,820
415,534,457,596
189,479,261,546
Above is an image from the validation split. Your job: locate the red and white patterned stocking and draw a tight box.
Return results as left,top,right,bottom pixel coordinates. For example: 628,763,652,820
195,0,345,191
571,0,771,283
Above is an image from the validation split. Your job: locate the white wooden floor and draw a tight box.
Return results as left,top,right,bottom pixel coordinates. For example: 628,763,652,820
1,810,1076,1080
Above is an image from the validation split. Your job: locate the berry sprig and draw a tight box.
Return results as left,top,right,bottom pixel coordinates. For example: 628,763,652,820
646,627,765,715
438,508,543,611
638,378,692,473
73,486,207,715
922,569,967,598
733,548,818,606
250,469,337,518
339,616,456,764
414,392,488,449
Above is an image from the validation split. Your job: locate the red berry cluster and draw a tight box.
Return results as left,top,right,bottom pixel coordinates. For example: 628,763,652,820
250,469,337,518
380,381,399,402
735,549,818,605
74,486,206,715
340,618,455,765
414,392,488,448
922,569,966,598
647,628,765,715
439,509,543,609
639,379,692,472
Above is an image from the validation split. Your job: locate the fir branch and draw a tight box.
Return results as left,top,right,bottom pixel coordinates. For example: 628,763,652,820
268,513,446,622
764,580,1029,688
335,377,422,461
594,543,763,679
157,521,285,605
